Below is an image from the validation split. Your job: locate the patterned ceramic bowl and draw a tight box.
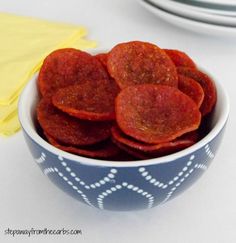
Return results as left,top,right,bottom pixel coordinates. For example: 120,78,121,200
18,72,229,211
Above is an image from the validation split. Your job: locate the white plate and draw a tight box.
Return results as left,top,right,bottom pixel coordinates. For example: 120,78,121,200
139,0,236,37
172,0,236,16
177,0,236,7
193,0,236,3
148,0,236,27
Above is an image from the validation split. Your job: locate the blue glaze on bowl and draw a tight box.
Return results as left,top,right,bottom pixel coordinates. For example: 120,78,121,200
22,125,225,211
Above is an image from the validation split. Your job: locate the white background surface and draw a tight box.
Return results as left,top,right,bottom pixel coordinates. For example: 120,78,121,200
0,0,235,242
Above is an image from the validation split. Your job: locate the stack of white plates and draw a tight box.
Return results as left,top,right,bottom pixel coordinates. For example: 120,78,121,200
138,0,236,36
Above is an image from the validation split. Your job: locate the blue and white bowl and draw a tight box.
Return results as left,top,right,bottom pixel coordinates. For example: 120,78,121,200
18,71,229,211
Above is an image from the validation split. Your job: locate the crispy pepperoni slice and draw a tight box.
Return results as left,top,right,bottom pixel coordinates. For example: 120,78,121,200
111,125,198,153
112,139,151,160
178,75,204,108
107,41,178,89
37,96,112,146
38,48,109,96
177,67,217,116
52,78,120,121
110,150,138,161
164,49,197,69
95,53,108,68
45,133,120,159
115,84,201,144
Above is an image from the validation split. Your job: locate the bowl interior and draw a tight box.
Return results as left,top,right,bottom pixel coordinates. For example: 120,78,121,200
18,70,229,167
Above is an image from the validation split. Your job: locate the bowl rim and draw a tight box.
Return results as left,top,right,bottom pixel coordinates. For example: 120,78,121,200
18,66,230,168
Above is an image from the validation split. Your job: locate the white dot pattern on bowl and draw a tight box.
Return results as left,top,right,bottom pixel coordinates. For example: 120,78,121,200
53,167,93,207
58,156,118,190
97,183,154,210
35,152,46,164
138,155,195,189
162,161,209,204
34,142,215,210
205,144,215,159
43,167,55,175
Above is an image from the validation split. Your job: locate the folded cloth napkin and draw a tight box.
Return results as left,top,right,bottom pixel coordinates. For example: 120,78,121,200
0,112,20,136
0,13,96,136
0,99,17,123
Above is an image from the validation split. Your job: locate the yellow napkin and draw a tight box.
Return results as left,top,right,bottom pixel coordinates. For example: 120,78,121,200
0,99,17,123
0,13,96,136
0,112,20,137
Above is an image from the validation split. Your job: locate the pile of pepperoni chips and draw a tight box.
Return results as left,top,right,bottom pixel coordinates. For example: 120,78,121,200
36,41,216,161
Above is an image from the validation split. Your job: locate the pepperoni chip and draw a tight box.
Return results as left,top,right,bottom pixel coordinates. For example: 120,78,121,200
107,41,178,89
111,125,197,154
116,84,201,144
178,75,204,108
36,43,217,161
112,139,151,160
52,78,120,121
38,48,109,96
37,96,112,146
177,67,217,116
95,53,108,68
111,151,138,161
147,131,199,156
113,132,198,159
45,133,120,159
164,49,197,69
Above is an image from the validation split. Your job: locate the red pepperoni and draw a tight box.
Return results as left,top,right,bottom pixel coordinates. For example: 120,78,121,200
115,84,201,144
164,49,197,69
52,78,120,121
111,151,138,161
45,133,120,159
111,125,198,154
177,67,217,116
95,53,108,68
38,48,109,96
178,75,204,108
107,41,178,89
112,139,151,160
36,44,217,161
37,96,112,146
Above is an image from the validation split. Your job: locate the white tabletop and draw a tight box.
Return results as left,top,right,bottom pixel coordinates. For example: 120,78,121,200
0,0,235,242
